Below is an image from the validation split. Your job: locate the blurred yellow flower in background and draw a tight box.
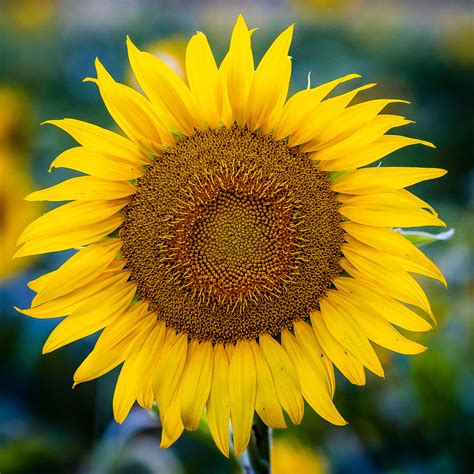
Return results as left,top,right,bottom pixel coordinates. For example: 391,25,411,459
0,87,39,281
440,16,474,67
0,88,31,150
272,438,328,474
0,151,40,281
2,0,56,31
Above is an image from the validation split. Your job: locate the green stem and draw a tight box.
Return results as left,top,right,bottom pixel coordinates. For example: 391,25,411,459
244,415,272,474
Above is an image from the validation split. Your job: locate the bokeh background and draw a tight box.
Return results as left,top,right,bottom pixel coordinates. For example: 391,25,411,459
0,1,473,473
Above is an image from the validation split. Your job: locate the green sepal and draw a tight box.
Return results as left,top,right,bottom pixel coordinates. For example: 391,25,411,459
395,228,455,246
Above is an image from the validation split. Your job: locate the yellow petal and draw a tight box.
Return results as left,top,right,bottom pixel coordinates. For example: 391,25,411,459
333,167,447,195
14,215,123,258
160,381,185,449
127,37,202,135
339,191,446,228
135,319,163,411
113,322,166,423
49,147,145,181
220,15,254,126
25,176,136,202
343,260,436,332
17,298,81,319
27,254,120,293
309,115,411,159
335,291,427,354
274,74,360,140
342,243,433,317
27,272,53,293
396,188,439,215
312,98,409,150
27,256,124,294
343,230,445,285
249,340,286,429
290,83,376,148
320,292,385,377
309,311,366,385
258,333,304,425
137,381,155,410
318,135,434,171
90,59,173,152
229,339,256,457
43,282,136,354
246,25,293,131
260,57,292,134
74,304,155,385
281,329,346,426
186,32,222,128
44,118,149,165
32,239,121,306
18,199,126,246
206,343,231,457
334,277,432,332
153,330,188,413
225,342,235,361
135,321,166,409
291,321,335,396
18,270,129,318
104,258,127,272
180,339,213,431
342,221,445,286
389,253,447,286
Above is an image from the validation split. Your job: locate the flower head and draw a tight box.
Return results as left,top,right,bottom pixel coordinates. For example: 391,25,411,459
16,15,446,457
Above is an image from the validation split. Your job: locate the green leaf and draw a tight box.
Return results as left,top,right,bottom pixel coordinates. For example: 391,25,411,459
328,169,355,181
395,228,455,246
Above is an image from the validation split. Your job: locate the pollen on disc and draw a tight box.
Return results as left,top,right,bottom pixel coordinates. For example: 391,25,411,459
120,125,344,343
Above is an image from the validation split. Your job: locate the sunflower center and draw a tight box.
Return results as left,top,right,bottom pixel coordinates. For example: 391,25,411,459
169,170,301,304
120,125,344,343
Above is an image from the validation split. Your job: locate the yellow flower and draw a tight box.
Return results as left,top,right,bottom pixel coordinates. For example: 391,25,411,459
16,15,446,457
272,438,328,474
0,88,31,149
3,0,56,31
0,150,40,280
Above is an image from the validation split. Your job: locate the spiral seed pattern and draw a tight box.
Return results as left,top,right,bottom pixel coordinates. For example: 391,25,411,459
120,125,344,343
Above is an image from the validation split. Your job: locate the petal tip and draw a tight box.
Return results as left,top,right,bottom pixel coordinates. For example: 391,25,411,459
233,445,248,457
24,191,37,201
42,343,53,355
126,35,140,53
12,247,26,259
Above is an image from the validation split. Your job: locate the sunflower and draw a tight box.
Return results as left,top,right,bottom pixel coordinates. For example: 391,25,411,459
16,15,446,457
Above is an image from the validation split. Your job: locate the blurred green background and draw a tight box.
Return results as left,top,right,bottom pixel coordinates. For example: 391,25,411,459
0,1,472,473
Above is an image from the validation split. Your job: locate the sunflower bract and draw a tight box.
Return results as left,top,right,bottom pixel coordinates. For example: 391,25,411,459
15,14,446,457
